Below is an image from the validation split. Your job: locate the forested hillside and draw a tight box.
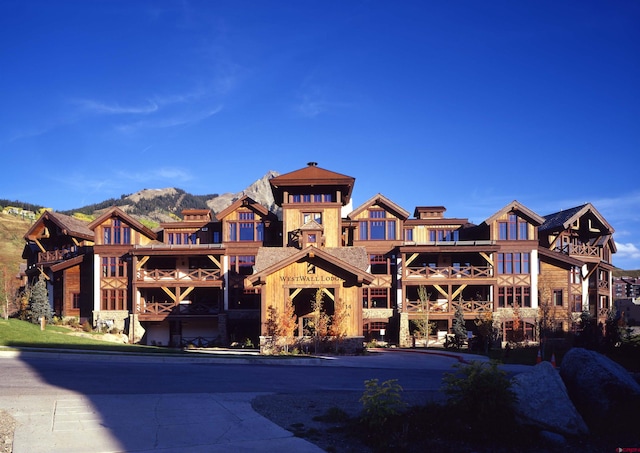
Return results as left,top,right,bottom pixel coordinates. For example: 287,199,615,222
61,188,218,219
0,212,31,275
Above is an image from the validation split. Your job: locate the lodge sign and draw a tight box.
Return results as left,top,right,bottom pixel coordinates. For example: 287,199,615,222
279,275,343,283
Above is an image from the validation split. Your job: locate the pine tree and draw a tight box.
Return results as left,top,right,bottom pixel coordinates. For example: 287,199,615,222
28,275,51,325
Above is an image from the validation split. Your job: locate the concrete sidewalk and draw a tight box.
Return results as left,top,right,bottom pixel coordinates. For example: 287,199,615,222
4,391,324,453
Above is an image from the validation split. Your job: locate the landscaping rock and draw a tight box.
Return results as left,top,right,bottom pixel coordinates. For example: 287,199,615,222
559,347,640,432
511,361,588,436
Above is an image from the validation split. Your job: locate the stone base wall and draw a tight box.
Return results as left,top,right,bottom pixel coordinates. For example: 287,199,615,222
93,310,130,332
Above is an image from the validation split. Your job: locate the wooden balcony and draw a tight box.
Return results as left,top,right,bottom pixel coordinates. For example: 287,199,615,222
405,265,493,280
138,301,220,320
405,299,493,315
37,247,87,264
137,268,222,282
556,244,602,260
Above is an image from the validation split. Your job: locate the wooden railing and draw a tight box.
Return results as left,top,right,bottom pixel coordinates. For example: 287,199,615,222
405,299,493,314
556,244,602,258
137,268,222,282
141,301,174,316
598,307,610,319
405,265,492,279
140,301,220,316
37,247,86,264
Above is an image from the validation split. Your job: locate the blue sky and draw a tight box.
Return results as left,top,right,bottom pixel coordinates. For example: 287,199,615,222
1,1,639,269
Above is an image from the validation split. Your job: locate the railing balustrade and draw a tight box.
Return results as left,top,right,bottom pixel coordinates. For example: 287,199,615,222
139,301,220,316
405,265,492,279
37,246,85,263
137,268,222,282
405,299,493,314
556,244,602,258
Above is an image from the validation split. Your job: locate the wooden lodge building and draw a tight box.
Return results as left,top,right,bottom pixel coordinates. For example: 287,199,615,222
22,163,617,349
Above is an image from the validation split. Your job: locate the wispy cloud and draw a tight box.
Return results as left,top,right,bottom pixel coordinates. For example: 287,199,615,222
116,167,194,184
294,81,351,118
115,105,223,133
74,99,160,115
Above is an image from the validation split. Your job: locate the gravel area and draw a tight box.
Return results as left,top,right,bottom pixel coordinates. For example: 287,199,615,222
0,410,15,453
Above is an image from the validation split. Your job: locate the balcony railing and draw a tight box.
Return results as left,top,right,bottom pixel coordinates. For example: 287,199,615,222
137,268,222,282
37,246,87,264
140,301,220,317
556,244,602,258
405,299,493,314
405,265,493,279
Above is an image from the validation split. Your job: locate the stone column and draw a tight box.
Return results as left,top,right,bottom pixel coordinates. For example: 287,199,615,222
399,312,410,347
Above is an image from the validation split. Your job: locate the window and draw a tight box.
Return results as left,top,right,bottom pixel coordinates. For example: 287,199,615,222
289,193,332,203
363,288,389,308
429,229,459,241
72,293,80,309
498,214,528,240
553,289,563,307
370,255,387,274
230,255,255,275
359,210,396,240
498,286,531,308
102,257,125,278
497,253,530,274
404,228,413,241
113,219,122,244
303,212,322,224
308,233,317,243
103,220,130,245
101,289,126,310
228,212,263,242
571,295,582,312
571,266,581,284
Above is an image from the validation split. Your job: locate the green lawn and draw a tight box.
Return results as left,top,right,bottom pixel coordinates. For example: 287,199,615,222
0,318,178,354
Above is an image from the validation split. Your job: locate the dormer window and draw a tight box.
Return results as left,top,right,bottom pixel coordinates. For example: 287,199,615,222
228,211,264,242
498,214,528,240
359,209,396,240
103,219,130,244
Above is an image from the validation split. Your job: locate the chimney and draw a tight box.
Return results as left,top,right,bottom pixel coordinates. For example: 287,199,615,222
307,161,318,167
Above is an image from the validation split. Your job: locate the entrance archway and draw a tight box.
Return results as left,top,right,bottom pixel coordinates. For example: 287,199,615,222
288,287,335,337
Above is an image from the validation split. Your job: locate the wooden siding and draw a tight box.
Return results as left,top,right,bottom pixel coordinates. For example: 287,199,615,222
258,260,362,336
282,204,342,248
63,266,81,316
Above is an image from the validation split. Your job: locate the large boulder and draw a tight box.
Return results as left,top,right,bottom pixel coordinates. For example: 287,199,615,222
511,361,588,436
559,347,640,432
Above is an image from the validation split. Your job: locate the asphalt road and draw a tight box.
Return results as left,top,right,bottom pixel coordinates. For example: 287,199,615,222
0,349,529,452
0,349,464,396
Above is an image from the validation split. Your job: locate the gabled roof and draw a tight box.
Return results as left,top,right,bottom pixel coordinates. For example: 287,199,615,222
348,193,410,220
269,163,355,205
299,220,324,231
215,195,272,220
484,200,545,226
540,203,614,233
88,206,157,240
24,211,94,242
248,246,372,285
